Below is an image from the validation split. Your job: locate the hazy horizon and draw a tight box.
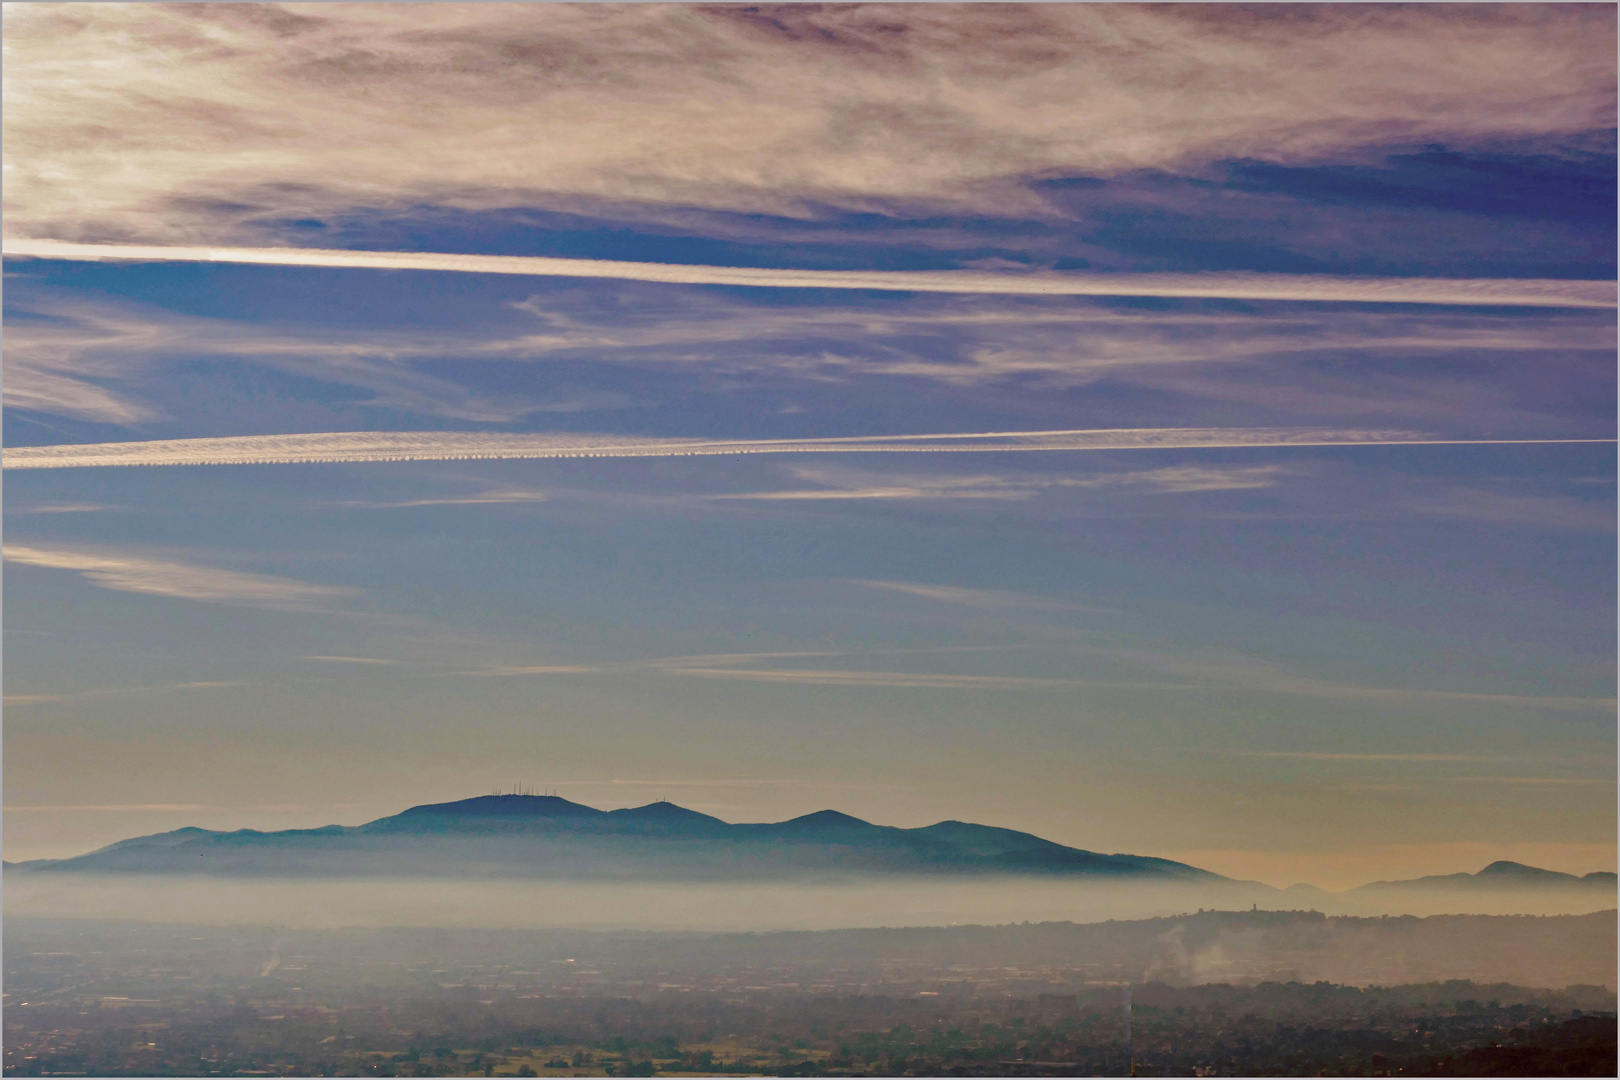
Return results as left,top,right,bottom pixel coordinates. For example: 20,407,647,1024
12,790,1620,906
11,876,1620,937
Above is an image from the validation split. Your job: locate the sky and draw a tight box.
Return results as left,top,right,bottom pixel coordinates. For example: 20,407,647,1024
2,2,1615,890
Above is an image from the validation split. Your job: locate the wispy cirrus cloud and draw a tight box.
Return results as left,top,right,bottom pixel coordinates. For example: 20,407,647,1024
0,361,159,425
2,544,353,610
452,647,1100,692
9,427,1600,471
1240,752,1516,763
851,580,1092,613
710,466,1031,503
7,502,126,515
554,778,867,790
3,681,244,707
459,665,601,677
1404,488,1617,532
709,486,1024,502
1095,644,1616,714
706,463,1294,503
662,668,1080,690
4,5,1611,239
1230,751,1616,790
2,804,209,813
249,637,1613,712
334,489,550,510
1060,465,1293,494
481,293,1620,380
1,297,584,424
9,241,1613,308
1448,777,1615,786
631,643,1609,708
6,290,1610,428
3,801,378,812
0,305,173,423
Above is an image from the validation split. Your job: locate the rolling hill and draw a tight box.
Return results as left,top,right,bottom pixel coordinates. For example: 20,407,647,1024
5,794,1226,882
9,797,1613,917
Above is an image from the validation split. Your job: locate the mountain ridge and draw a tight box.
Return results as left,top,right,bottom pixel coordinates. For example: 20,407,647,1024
5,795,1226,882
1344,860,1617,893
6,797,1615,901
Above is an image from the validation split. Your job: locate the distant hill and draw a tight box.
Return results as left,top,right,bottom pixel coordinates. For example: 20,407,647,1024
8,797,1613,915
5,795,1227,882
1342,860,1618,897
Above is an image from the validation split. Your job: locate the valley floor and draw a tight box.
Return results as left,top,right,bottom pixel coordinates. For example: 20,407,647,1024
5,915,1615,1077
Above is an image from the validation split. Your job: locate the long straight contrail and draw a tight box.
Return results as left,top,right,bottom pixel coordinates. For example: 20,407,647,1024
3,429,1609,470
4,239,1613,307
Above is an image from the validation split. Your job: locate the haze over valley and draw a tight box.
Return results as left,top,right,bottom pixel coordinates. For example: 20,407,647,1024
8,795,1614,931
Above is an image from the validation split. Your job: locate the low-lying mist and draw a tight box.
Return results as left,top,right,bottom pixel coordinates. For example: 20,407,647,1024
6,873,1613,932
5,875,1239,931
7,904,1615,994
10,910,1614,1078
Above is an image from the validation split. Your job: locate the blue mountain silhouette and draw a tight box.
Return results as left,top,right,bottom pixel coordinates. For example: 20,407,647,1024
8,795,1223,881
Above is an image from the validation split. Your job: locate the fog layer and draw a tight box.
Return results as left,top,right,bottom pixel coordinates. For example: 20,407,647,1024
6,875,1614,933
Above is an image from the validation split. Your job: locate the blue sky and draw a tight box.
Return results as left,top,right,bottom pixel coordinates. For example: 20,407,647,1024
3,3,1615,887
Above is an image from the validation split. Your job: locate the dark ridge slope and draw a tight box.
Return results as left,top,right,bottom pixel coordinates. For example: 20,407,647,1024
14,796,1218,881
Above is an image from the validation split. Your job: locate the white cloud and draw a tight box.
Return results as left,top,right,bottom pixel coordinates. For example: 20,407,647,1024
6,291,1608,427
9,426,1594,471
1095,643,1616,714
0,364,157,424
1405,488,1616,532
301,655,401,665
458,665,600,677
645,645,1178,692
1240,752,1511,763
8,241,1614,308
1,297,561,424
662,667,1078,690
1057,465,1291,494
3,5,1612,239
3,804,209,813
3,544,353,610
710,486,1023,502
644,650,845,668
561,778,860,790
0,304,174,423
667,462,1287,505
852,580,1091,612
1448,777,1614,786
711,467,1031,503
335,490,550,510
501,296,1617,388
2,680,246,706
9,503,124,514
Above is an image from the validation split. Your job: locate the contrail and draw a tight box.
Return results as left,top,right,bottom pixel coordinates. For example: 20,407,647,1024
4,429,1610,470
4,239,1613,307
